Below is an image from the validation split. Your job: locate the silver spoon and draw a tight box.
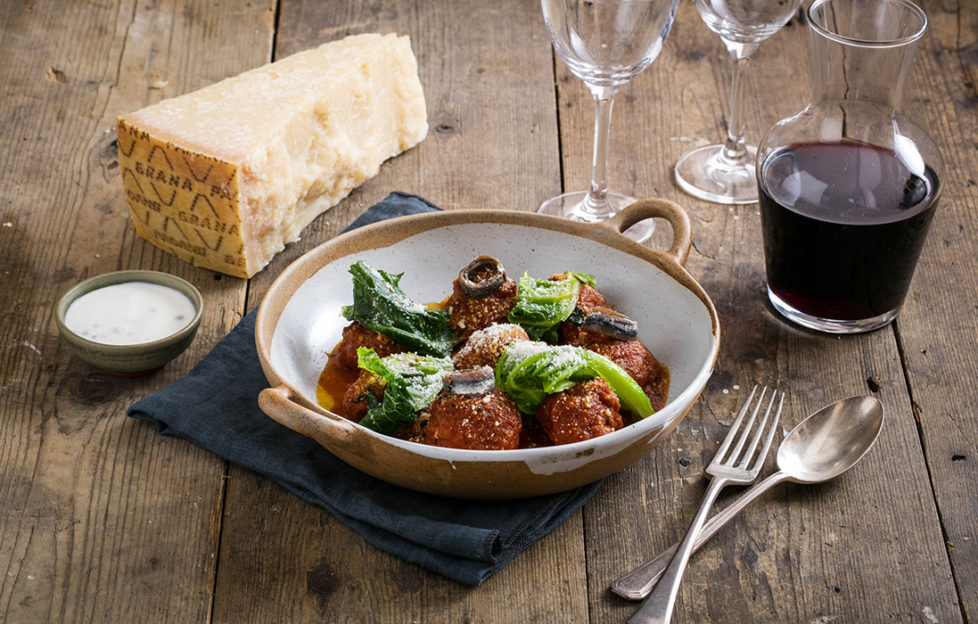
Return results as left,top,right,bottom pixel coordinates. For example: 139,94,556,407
611,394,884,600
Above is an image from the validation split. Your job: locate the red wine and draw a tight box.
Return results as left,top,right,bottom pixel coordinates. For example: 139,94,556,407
760,141,939,322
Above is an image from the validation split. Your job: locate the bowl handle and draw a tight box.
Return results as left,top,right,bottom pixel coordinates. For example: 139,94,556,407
602,198,692,267
259,385,359,443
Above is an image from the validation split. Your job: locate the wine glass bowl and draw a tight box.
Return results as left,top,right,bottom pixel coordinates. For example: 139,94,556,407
539,0,679,242
674,0,801,205
695,1,798,43
543,0,669,86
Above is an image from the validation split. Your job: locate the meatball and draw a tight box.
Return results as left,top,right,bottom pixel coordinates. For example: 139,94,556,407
587,340,669,411
555,279,615,345
447,278,518,340
452,323,530,369
574,282,610,312
559,320,620,348
341,369,385,422
402,412,430,444
518,415,553,448
535,377,622,445
545,273,608,311
423,388,522,450
334,321,406,371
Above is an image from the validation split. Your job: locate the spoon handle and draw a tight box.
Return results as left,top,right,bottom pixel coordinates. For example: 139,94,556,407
611,471,789,601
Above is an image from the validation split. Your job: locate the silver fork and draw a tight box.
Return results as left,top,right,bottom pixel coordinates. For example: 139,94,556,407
627,385,783,624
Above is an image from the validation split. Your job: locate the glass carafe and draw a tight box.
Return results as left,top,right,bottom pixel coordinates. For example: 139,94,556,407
756,0,943,334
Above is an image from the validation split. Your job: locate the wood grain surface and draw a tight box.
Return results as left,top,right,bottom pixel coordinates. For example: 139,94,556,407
0,0,975,622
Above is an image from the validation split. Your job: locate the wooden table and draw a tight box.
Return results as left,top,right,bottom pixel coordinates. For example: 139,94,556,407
2,0,975,621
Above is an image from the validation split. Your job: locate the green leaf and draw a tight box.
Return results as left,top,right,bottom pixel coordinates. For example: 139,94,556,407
495,342,653,418
578,349,654,419
341,260,457,357
507,272,594,341
356,347,454,435
495,343,590,413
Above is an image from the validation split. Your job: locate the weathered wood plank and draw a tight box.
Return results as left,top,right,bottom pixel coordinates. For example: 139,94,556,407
889,0,978,619
0,0,273,621
571,1,964,621
247,0,564,282
213,470,588,623
2,0,974,621
209,1,581,622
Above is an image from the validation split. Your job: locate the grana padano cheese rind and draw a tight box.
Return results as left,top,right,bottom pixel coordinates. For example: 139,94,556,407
117,33,427,278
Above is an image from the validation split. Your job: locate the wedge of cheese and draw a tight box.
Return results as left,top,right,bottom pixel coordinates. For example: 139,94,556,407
117,33,427,278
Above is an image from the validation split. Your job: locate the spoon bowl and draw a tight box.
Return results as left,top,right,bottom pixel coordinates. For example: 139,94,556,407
777,395,884,484
612,393,885,600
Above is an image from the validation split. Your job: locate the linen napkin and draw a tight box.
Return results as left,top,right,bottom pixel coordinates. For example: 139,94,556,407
127,192,602,586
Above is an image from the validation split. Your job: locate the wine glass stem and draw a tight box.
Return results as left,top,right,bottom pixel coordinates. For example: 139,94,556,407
721,51,754,165
584,85,620,217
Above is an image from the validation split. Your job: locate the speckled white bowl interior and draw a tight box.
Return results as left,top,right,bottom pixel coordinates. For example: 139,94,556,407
257,204,719,497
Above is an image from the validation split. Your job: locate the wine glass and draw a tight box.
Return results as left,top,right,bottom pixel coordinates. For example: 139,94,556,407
673,0,802,205
539,0,680,243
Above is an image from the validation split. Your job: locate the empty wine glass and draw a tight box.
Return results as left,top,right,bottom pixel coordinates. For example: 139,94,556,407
539,0,680,242
673,0,802,204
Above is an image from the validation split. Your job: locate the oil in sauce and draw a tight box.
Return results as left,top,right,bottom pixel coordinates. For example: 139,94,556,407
317,353,359,412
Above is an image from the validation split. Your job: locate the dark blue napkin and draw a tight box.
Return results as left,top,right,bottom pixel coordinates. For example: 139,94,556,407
127,192,602,586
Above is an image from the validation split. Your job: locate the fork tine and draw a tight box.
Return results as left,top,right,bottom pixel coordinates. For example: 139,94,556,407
711,385,758,462
726,386,769,463
747,391,783,471
737,388,778,467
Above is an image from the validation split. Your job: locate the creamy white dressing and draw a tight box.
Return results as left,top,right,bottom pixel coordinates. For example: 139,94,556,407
64,281,196,345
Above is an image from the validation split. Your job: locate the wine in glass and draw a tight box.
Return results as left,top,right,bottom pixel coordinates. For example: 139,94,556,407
673,0,802,204
539,0,680,242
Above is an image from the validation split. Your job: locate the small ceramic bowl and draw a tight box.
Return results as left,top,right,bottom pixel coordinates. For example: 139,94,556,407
55,270,203,376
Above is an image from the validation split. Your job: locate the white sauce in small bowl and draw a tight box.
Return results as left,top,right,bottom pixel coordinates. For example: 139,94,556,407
64,281,197,345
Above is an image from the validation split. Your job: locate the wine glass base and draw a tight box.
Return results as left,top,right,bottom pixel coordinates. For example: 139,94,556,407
767,288,899,334
674,143,759,205
537,191,655,243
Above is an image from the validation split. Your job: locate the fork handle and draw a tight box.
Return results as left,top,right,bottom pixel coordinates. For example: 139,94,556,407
627,476,730,624
612,471,790,600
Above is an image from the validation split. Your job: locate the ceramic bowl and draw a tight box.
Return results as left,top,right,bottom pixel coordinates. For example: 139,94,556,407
256,199,720,498
55,270,203,376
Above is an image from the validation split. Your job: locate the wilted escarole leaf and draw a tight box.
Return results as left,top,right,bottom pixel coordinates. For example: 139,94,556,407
342,260,458,357
507,271,595,342
494,341,653,418
356,347,453,435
